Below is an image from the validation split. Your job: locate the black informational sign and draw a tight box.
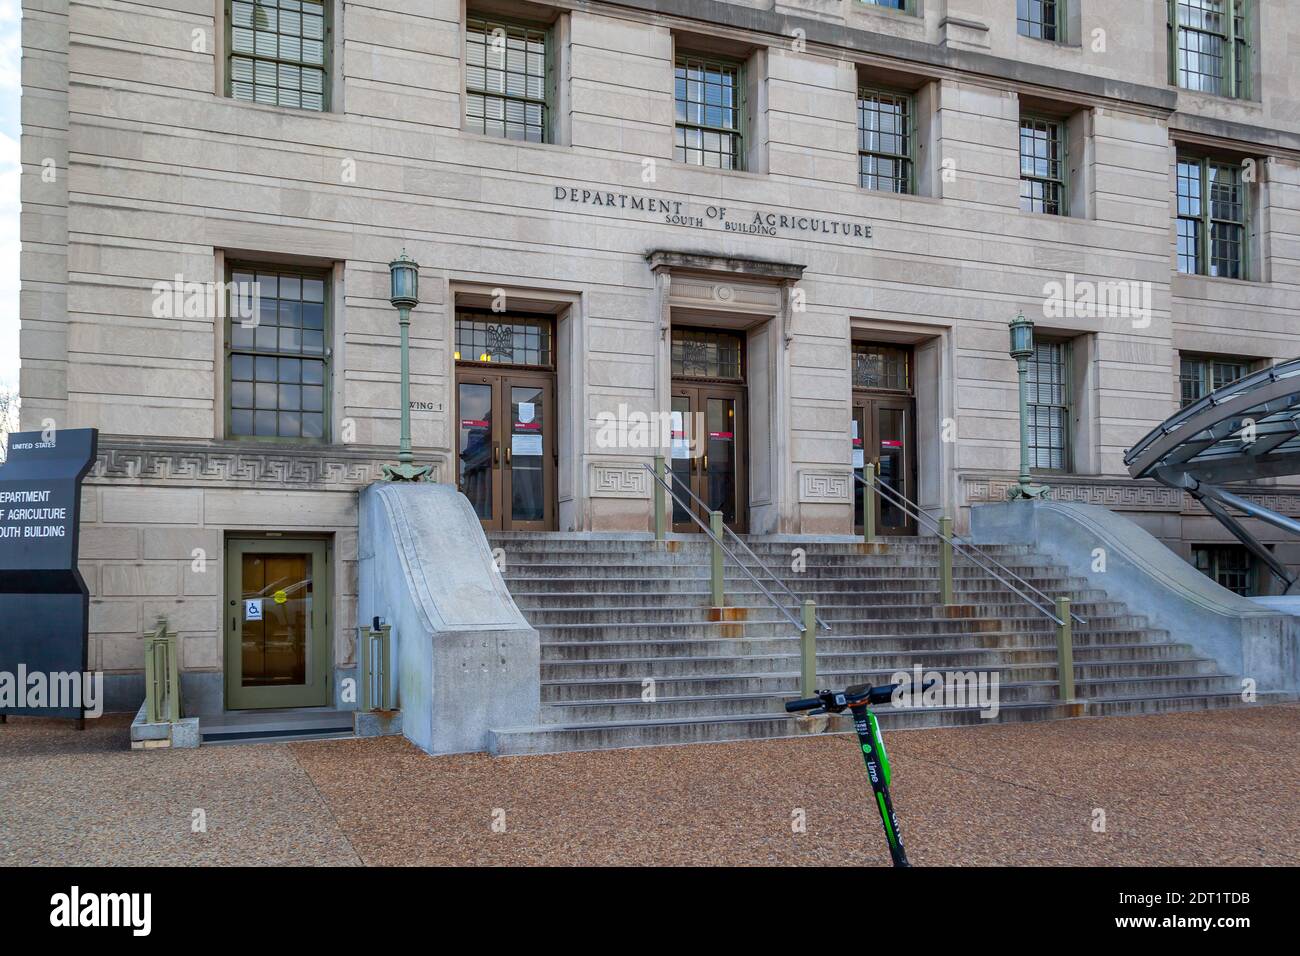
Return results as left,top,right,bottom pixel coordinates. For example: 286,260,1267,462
0,428,98,720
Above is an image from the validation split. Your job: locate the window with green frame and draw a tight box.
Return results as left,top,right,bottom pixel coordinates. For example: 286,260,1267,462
227,0,329,111
1192,543,1256,595
1018,0,1063,41
674,54,744,170
1168,0,1252,99
1179,354,1251,407
1027,340,1070,471
465,16,551,143
857,88,912,194
1019,116,1067,215
226,265,330,441
1176,156,1247,279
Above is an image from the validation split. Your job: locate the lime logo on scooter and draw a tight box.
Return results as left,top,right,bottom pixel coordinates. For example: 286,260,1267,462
784,678,934,867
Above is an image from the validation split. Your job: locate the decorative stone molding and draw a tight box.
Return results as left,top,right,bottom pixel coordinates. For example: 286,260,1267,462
799,469,852,503
961,473,1300,517
589,461,650,499
89,439,441,490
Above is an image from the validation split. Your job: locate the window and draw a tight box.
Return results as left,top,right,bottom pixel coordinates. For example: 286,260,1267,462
1018,0,1062,41
674,54,744,170
227,0,329,111
1177,156,1247,278
1192,544,1256,595
1027,341,1069,470
858,89,912,194
227,266,329,440
1168,0,1251,98
861,0,908,9
1019,117,1066,215
852,344,910,391
1180,355,1250,407
465,18,550,143
671,329,743,380
455,312,553,367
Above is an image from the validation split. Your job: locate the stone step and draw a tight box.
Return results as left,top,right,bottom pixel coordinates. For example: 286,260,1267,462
488,694,1288,755
531,620,1163,642
513,600,1132,620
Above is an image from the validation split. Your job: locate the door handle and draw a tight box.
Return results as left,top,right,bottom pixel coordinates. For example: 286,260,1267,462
703,453,709,472
506,447,512,467
493,443,500,467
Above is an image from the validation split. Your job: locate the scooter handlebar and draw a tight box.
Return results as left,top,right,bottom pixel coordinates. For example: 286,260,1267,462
785,697,824,713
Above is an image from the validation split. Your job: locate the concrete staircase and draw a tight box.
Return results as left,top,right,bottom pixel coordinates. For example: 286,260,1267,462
485,533,1282,754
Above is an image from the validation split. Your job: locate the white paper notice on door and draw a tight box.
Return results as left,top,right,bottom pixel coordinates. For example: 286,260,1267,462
512,433,543,457
517,402,535,424
670,410,690,459
853,448,865,469
244,599,263,621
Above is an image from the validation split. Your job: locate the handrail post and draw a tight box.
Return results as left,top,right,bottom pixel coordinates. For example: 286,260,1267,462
863,462,876,544
709,510,725,607
800,599,817,696
653,454,666,541
143,634,158,723
939,516,954,605
1056,596,1076,702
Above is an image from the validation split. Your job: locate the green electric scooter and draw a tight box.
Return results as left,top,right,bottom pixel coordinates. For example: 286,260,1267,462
786,679,932,867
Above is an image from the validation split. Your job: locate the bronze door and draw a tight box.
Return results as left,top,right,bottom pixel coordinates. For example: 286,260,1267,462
853,395,916,535
670,383,748,533
456,369,555,531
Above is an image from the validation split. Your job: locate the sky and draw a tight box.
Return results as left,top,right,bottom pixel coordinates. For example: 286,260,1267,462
0,0,20,394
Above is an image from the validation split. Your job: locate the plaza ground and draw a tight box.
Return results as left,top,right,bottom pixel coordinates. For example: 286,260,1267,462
1,705,1297,866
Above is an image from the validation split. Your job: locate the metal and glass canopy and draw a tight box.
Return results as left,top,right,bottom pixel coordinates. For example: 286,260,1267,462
1125,357,1300,590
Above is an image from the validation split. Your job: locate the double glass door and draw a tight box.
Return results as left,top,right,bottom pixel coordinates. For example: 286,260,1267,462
670,384,747,533
853,396,915,535
456,370,554,531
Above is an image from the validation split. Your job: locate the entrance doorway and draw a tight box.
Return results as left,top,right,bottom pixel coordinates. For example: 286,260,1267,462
852,342,916,535
455,310,557,531
670,327,748,532
225,537,331,710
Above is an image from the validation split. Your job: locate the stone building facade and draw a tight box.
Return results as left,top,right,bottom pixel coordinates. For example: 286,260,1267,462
19,0,1300,712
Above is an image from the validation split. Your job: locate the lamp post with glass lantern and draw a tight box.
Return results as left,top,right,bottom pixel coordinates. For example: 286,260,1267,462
1007,311,1049,500
382,251,433,482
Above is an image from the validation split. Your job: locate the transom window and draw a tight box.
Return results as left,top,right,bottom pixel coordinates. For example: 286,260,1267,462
228,0,328,111
857,89,912,195
1027,341,1070,471
455,312,553,367
674,55,743,170
672,329,743,381
1192,544,1255,595
1019,117,1067,215
852,344,910,392
1180,355,1250,407
1018,0,1061,40
465,18,549,143
1169,0,1251,99
861,0,908,9
1177,156,1246,278
227,266,329,440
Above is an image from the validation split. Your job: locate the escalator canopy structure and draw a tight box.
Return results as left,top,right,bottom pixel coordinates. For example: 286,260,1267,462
1125,357,1300,593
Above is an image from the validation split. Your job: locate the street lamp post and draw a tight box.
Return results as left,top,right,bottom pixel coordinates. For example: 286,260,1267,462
382,251,433,482
1007,311,1049,501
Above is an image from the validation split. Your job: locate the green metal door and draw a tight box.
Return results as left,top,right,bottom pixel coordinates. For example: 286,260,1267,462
224,538,331,710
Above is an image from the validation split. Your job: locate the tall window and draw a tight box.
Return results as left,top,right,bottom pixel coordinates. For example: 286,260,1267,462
1018,0,1062,41
1180,355,1250,407
674,54,744,170
465,18,550,143
1192,544,1255,595
1019,117,1066,215
857,89,912,194
1027,341,1070,471
1169,0,1251,98
228,0,328,111
1177,156,1246,278
227,266,329,440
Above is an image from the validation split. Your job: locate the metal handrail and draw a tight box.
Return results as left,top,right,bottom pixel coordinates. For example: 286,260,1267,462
855,472,1086,627
645,463,830,631
643,464,807,633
